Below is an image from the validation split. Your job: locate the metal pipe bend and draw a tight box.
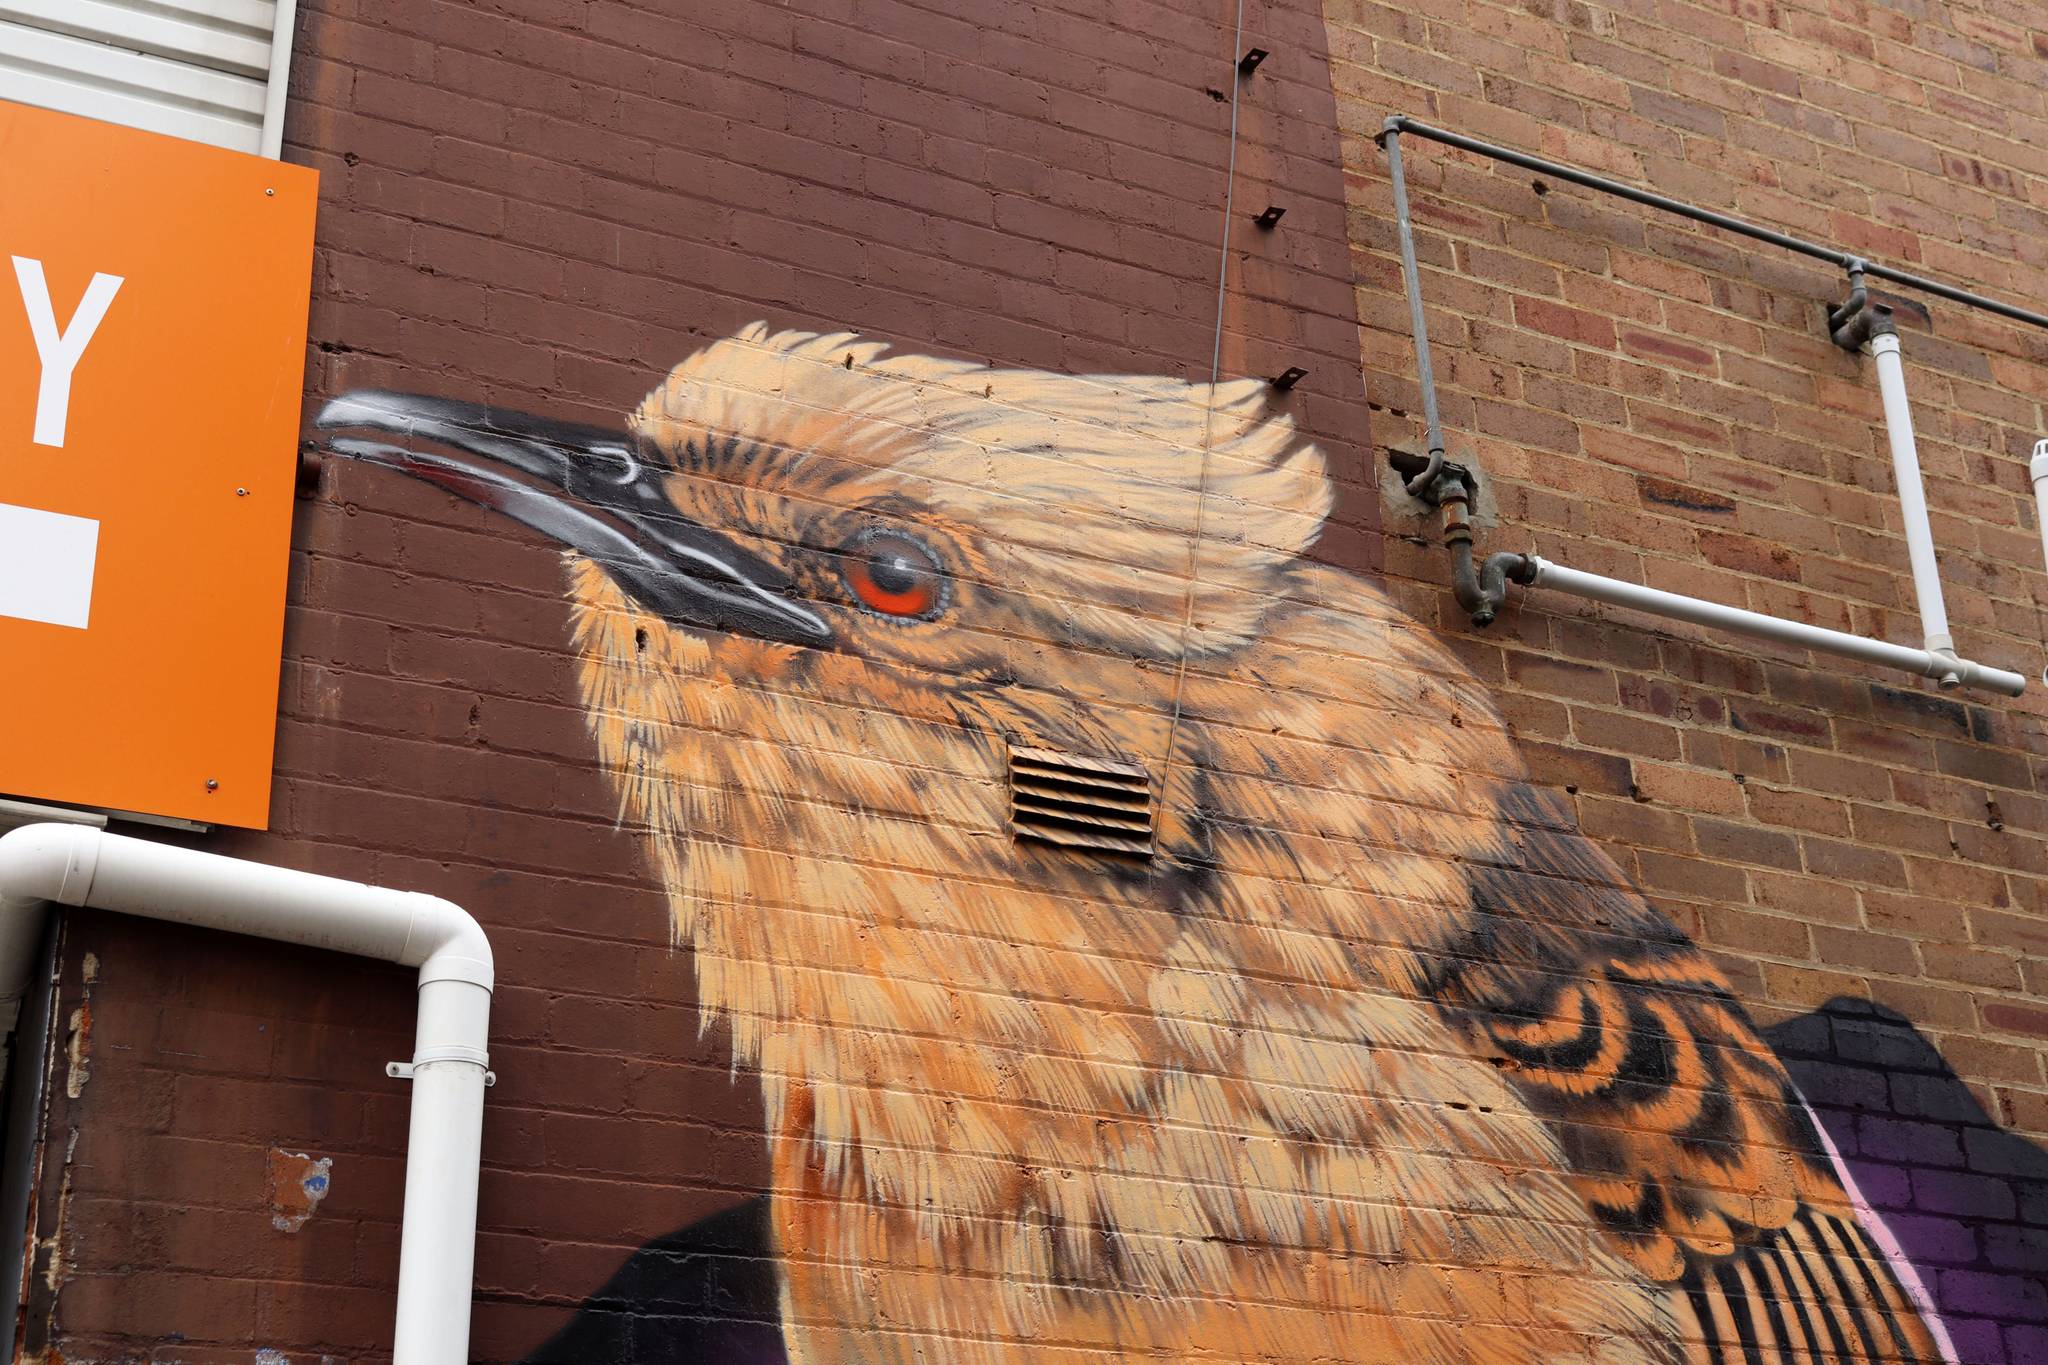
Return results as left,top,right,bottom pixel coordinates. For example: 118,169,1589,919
1451,542,1534,626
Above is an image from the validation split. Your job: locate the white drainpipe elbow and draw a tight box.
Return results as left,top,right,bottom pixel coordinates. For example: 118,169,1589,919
401,894,495,993
0,823,493,1364
0,822,99,909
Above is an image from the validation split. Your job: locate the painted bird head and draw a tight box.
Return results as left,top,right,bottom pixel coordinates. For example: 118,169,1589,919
316,325,1374,910
317,315,1515,985
316,325,1522,1279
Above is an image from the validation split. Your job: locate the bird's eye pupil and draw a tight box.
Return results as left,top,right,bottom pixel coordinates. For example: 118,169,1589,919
843,531,945,619
867,550,920,596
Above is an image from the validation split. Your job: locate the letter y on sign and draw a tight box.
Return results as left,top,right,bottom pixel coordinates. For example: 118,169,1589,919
13,256,123,448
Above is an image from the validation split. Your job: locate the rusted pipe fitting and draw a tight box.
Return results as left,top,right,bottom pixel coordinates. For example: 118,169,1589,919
1404,448,1446,500
1828,262,1897,351
1433,472,1531,626
1385,450,1531,627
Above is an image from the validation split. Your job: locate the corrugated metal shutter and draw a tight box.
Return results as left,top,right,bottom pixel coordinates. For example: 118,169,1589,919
0,0,297,157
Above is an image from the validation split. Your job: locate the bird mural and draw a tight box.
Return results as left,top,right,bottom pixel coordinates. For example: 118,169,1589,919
320,324,1956,1364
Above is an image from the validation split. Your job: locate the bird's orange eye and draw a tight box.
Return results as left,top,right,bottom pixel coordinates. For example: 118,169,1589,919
842,531,946,620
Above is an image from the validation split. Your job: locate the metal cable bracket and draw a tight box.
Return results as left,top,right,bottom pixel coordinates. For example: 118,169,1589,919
1375,116,2027,697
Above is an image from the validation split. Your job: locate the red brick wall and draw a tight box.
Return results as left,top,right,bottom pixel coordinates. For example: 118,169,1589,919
19,0,2048,1359
1323,0,2048,1356
1328,0,2048,1137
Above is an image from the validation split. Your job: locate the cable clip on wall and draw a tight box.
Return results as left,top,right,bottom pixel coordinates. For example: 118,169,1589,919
1375,115,2038,699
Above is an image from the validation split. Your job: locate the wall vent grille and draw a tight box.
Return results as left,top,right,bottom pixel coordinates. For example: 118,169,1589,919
0,0,294,156
1007,744,1153,857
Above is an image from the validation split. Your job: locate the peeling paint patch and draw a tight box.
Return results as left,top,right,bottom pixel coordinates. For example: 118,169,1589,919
40,1129,78,1295
266,1149,332,1232
62,955,97,1100
255,1350,291,1365
61,1004,88,1100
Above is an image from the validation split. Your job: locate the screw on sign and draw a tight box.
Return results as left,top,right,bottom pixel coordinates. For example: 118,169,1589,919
0,102,316,827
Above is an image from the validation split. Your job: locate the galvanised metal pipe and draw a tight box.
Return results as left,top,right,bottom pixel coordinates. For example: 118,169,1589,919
1377,123,1447,495
1384,115,2048,332
1865,332,1958,683
1521,556,2026,696
0,824,494,1364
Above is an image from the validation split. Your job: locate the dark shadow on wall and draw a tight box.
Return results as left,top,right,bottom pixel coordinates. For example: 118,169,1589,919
516,998,2048,1364
1764,997,2048,1363
517,1198,788,1365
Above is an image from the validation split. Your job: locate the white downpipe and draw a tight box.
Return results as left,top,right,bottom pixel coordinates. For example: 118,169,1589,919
1866,332,1959,683
1523,556,2027,696
0,824,491,1364
2030,439,2048,608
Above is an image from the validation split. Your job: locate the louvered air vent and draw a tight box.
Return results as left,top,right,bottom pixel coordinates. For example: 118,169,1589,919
0,0,299,156
1007,744,1154,858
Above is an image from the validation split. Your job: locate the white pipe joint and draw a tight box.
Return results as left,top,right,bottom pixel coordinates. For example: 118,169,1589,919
1865,333,1958,678
1523,557,2026,697
0,824,492,1364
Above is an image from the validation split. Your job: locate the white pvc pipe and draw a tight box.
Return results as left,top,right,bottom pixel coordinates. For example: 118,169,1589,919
0,824,491,1364
1866,333,1957,681
1523,556,2026,696
2032,440,2048,691
2030,439,2048,594
393,978,491,1364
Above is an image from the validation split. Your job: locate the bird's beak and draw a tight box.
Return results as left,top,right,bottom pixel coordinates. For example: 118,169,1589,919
314,390,832,647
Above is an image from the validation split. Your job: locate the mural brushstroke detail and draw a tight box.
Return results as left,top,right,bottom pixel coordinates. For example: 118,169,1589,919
521,1000,2048,1364
322,326,1961,1363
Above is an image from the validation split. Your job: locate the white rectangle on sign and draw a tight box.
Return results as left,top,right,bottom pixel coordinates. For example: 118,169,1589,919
0,501,99,629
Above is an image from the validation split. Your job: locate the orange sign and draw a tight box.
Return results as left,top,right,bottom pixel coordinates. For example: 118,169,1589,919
0,101,317,827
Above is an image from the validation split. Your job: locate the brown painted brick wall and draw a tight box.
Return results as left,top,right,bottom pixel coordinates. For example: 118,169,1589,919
20,0,2048,1360
25,1,1379,1360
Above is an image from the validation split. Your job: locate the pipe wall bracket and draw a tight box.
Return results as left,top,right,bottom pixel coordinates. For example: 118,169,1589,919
387,1059,496,1087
